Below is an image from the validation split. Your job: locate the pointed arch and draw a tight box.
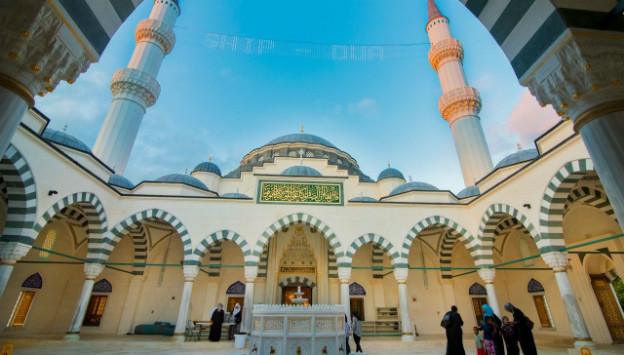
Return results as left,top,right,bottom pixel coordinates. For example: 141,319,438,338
21,272,43,289
539,159,597,253
349,282,366,295
252,212,345,266
346,233,402,267
33,192,107,235
0,144,38,244
126,223,148,275
191,229,253,265
564,186,616,222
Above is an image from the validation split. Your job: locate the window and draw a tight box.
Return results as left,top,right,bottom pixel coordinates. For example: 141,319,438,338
38,228,57,260
8,291,36,327
532,295,553,328
82,295,108,326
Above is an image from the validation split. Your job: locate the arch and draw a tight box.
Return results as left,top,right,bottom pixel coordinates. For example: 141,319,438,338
100,209,192,263
0,144,38,244
564,186,616,222
478,203,540,266
191,229,253,265
539,159,596,253
33,192,107,235
21,272,43,289
346,233,401,267
469,282,487,296
278,276,316,289
93,279,112,293
226,281,246,295
252,213,345,266
349,282,366,296
527,278,545,293
440,229,474,278
401,216,478,265
126,223,148,275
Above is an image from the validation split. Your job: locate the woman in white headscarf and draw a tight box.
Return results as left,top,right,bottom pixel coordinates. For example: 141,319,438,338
229,303,243,339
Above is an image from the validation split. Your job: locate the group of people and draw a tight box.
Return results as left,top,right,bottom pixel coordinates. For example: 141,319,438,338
442,303,537,355
344,312,364,354
206,302,242,342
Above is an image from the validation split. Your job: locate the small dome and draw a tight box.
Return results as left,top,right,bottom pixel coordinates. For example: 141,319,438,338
222,192,251,199
265,133,337,149
108,174,134,189
349,196,378,202
457,185,480,198
281,166,322,177
495,149,539,169
389,181,439,196
155,173,208,190
377,168,405,182
192,161,221,176
42,128,91,153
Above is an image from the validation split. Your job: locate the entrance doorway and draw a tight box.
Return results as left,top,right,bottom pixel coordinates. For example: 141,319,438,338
282,286,312,306
590,274,624,343
227,297,244,314
471,297,487,326
350,298,365,320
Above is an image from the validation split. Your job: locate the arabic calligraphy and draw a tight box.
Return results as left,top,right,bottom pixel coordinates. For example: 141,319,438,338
258,181,342,205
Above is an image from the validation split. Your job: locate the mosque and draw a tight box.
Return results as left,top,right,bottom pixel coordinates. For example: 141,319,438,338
0,0,623,349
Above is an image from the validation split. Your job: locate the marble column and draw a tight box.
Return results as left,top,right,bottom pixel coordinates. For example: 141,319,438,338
0,85,29,156
542,252,594,348
172,265,199,342
394,268,414,341
478,268,500,317
338,267,351,318
0,243,30,301
242,265,258,333
64,263,105,340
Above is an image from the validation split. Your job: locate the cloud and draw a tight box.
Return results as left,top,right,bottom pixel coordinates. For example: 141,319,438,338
347,98,378,118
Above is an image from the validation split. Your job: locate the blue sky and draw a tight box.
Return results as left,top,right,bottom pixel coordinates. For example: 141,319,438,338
37,0,559,193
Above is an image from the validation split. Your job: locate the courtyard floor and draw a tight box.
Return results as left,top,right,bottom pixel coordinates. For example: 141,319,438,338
1,334,622,355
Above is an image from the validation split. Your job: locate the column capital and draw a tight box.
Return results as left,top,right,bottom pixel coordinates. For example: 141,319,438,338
182,265,199,281
84,263,105,280
524,32,623,127
393,267,409,284
542,251,570,272
477,268,496,284
428,38,464,71
110,68,161,108
337,267,351,283
135,19,176,55
244,265,258,282
438,86,482,125
0,243,31,264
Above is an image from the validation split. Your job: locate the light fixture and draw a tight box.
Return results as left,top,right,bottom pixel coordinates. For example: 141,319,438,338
523,203,531,209
47,190,58,196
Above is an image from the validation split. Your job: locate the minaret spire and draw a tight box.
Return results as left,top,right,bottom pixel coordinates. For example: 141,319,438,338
426,0,493,187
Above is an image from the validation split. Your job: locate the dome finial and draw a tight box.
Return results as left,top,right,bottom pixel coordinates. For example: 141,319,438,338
517,142,522,151
388,161,391,168
208,154,212,162
408,175,413,182
184,168,188,175
61,124,68,132
300,124,304,134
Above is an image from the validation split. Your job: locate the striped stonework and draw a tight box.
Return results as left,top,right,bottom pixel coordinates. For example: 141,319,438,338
278,276,316,289
191,230,253,266
0,175,7,202
539,159,595,253
401,216,478,268
345,233,401,267
252,213,345,266
0,144,38,245
372,244,385,278
207,241,222,277
99,209,191,264
126,223,147,275
564,186,615,221
258,242,269,278
327,247,338,278
52,206,87,227
477,203,539,267
439,229,468,279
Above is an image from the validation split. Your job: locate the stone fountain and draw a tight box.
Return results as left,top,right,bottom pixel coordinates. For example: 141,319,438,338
290,286,308,305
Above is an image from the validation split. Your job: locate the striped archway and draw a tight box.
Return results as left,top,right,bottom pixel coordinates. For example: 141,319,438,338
0,144,38,245
345,233,402,267
98,209,192,264
191,229,253,266
477,203,540,267
252,212,345,266
539,158,597,253
564,186,616,222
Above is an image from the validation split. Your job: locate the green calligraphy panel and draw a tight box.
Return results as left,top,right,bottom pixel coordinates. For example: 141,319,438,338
258,180,343,205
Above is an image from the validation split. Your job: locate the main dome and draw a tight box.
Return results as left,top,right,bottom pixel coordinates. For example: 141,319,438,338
265,133,337,149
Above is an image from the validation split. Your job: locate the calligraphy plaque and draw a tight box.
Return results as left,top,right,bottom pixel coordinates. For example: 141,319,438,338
279,266,316,274
257,180,343,205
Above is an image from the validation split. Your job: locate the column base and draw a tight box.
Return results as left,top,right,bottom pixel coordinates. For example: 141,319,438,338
573,338,596,349
63,333,80,341
171,334,186,343
401,334,415,342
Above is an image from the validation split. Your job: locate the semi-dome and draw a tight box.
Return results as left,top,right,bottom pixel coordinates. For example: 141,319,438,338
377,167,405,182
495,149,539,169
192,161,221,176
42,128,91,153
389,181,439,196
281,166,322,177
349,196,378,202
265,133,337,149
108,174,134,189
457,185,480,198
155,173,208,190
221,192,251,199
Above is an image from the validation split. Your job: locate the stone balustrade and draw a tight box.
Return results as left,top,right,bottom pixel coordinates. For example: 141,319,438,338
428,38,464,71
438,86,481,124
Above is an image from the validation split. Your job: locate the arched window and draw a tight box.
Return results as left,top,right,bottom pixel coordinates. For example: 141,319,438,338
226,281,246,295
527,279,553,328
9,273,43,327
83,279,112,327
349,282,366,296
38,228,57,260
469,282,488,326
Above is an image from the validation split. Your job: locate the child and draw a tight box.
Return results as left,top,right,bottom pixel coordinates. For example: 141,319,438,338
474,326,485,355
482,316,496,355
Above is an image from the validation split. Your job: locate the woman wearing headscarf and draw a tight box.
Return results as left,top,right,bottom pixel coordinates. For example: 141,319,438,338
481,304,505,355
501,316,520,355
504,303,536,355
209,303,225,342
228,303,242,339
442,305,466,355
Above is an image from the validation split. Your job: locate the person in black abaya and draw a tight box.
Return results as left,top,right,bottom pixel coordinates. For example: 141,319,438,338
443,305,466,355
505,302,537,355
209,303,225,342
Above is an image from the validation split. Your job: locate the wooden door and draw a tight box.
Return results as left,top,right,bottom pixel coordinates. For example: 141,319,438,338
590,274,624,343
282,286,312,305
472,297,488,326
350,298,365,321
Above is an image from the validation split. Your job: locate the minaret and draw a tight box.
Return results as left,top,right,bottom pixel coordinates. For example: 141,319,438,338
426,0,493,187
93,0,180,174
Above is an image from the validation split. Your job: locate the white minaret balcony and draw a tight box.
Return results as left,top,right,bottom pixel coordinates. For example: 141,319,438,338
438,86,482,124
135,18,176,55
110,68,161,109
428,38,464,71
